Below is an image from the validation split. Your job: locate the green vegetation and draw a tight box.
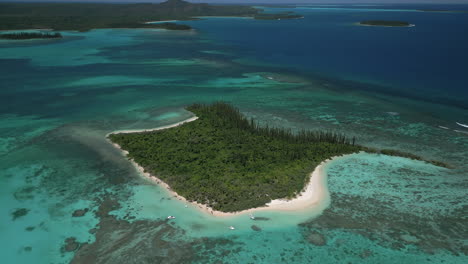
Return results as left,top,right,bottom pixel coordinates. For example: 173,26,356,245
0,32,62,40
109,102,362,212
0,0,258,32
106,22,192,31
109,103,449,212
359,20,411,27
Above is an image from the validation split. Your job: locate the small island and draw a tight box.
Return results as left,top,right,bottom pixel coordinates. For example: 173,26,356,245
109,102,363,212
359,20,412,27
0,32,62,40
108,22,192,31
254,13,304,20
108,102,448,213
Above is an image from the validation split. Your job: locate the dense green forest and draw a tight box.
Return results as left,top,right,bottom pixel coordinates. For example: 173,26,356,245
109,102,363,212
254,13,304,20
0,32,62,40
0,0,258,31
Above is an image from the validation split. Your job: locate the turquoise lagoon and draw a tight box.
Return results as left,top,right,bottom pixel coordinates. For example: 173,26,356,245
0,5,467,264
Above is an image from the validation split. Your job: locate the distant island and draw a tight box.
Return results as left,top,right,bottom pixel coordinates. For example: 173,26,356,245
108,102,448,213
0,0,303,32
359,20,412,27
0,0,255,31
0,32,62,40
254,13,304,20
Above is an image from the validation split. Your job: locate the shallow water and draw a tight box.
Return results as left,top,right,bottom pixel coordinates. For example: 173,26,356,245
0,4,467,264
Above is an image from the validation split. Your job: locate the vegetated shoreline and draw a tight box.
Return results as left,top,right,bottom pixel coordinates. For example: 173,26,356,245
0,32,62,40
107,116,340,217
0,1,304,32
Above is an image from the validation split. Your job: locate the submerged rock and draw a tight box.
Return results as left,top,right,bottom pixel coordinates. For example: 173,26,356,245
62,237,81,252
252,217,270,221
251,225,262,231
400,234,420,244
13,186,35,200
12,208,30,220
72,208,89,217
308,231,326,246
359,249,373,259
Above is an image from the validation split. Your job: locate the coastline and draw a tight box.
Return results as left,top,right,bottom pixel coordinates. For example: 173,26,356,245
145,20,179,24
107,116,336,218
0,28,54,32
107,116,198,135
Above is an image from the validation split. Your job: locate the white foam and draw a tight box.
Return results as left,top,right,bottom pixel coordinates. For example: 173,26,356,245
454,130,468,135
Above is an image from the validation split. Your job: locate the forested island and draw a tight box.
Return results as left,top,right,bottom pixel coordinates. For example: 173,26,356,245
0,0,255,31
359,20,412,27
254,13,304,20
0,0,301,32
109,102,363,212
0,32,62,40
109,102,448,212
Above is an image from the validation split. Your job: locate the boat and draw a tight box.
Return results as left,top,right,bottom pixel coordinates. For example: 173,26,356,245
229,226,235,230
249,212,255,220
167,215,176,220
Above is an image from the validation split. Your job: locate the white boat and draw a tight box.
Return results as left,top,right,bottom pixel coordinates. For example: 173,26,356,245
167,216,176,220
456,122,468,128
229,226,235,230
249,212,255,220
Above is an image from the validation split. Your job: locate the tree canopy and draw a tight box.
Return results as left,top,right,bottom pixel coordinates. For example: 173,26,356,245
109,102,362,212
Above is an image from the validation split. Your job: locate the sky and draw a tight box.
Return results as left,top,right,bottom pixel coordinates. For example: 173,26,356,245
1,0,468,3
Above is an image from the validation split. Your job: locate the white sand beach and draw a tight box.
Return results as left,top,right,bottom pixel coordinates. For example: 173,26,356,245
107,116,198,135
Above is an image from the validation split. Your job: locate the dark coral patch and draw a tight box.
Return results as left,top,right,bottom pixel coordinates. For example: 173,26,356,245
12,208,30,220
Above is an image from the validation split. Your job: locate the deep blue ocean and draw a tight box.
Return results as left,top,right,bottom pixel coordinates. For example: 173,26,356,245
187,4,468,109
0,4,467,264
